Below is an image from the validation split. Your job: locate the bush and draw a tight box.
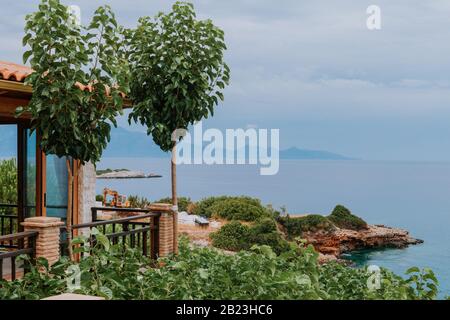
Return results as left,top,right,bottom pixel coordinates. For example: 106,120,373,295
194,196,270,221
95,194,104,202
193,196,263,218
128,195,151,209
247,219,291,255
208,199,268,221
328,205,368,231
211,218,290,254
210,221,250,251
156,197,193,213
278,214,335,239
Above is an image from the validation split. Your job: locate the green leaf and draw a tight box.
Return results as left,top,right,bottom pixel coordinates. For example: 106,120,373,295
406,267,420,274
23,51,33,64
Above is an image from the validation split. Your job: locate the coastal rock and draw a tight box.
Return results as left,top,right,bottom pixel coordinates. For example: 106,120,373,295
303,224,423,258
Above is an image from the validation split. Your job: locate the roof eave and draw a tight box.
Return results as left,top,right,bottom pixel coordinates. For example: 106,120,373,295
0,79,33,95
0,79,132,108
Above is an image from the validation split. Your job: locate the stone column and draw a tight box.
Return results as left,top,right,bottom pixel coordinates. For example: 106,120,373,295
77,162,96,226
21,217,64,266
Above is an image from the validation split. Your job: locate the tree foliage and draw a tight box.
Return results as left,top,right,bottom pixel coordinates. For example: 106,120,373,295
18,0,129,165
127,1,230,151
0,159,17,206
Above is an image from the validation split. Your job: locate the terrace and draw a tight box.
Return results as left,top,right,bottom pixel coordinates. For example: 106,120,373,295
0,61,177,280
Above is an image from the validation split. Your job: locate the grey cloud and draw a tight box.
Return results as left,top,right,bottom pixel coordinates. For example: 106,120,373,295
2,0,450,160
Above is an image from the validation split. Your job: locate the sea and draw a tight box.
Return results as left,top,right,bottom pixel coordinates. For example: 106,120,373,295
97,158,450,298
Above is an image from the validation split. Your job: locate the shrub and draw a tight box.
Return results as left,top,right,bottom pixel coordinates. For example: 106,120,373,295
193,196,263,218
210,221,250,251
211,218,290,254
328,205,368,231
278,214,335,239
95,194,104,202
128,195,151,209
247,219,291,255
208,199,268,221
156,197,193,213
194,196,269,221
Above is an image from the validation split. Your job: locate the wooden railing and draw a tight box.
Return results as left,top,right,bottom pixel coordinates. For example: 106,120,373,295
0,204,18,242
60,207,161,260
0,231,38,281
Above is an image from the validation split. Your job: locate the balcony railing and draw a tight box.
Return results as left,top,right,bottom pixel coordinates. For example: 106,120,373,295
0,230,38,281
60,207,161,260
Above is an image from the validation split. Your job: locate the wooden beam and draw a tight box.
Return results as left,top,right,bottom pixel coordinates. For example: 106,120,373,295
0,79,32,94
0,96,30,118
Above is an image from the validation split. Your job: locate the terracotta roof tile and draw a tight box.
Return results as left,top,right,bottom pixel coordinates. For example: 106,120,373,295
0,60,128,101
0,60,33,82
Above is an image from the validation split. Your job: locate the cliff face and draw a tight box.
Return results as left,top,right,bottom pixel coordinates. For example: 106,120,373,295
302,224,423,261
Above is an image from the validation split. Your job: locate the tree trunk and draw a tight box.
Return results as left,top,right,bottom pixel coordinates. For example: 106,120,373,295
171,143,178,254
66,158,74,261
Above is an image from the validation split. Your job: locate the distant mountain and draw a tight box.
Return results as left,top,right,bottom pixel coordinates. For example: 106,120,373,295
103,127,168,158
279,147,356,160
102,127,355,160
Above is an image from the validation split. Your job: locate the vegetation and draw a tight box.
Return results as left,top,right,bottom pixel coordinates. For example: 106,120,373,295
156,197,193,212
95,194,104,202
18,0,129,258
127,1,230,152
328,205,368,231
276,205,368,238
125,195,192,211
278,214,336,239
0,159,17,206
127,195,152,209
0,159,18,231
211,219,290,255
210,221,250,251
193,196,271,221
0,233,439,300
19,0,128,165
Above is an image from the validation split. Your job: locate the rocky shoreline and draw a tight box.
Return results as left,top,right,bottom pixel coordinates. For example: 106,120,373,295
303,224,423,263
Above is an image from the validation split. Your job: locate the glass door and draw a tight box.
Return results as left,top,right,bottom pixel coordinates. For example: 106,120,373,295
44,155,68,222
24,129,37,218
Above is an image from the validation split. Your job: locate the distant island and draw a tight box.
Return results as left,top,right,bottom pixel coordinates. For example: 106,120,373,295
279,147,356,160
96,168,162,179
101,127,356,160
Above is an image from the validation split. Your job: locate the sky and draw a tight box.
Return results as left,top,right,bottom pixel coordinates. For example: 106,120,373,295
2,0,450,161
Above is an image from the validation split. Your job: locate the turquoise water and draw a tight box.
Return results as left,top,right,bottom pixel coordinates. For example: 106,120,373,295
97,158,450,298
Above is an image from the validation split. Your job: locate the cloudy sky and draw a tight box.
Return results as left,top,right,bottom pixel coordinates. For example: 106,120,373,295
2,0,450,160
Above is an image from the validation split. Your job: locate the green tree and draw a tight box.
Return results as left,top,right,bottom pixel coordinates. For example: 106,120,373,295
18,0,129,258
127,2,230,251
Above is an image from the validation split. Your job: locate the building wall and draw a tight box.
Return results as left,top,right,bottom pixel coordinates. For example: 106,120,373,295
77,162,96,227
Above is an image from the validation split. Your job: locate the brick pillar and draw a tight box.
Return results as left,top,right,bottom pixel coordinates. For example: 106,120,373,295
149,204,176,257
159,212,174,257
21,217,64,266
